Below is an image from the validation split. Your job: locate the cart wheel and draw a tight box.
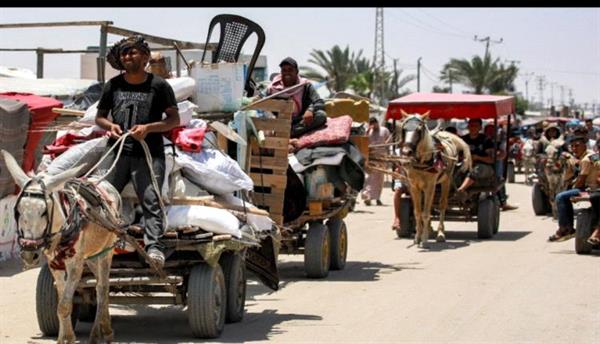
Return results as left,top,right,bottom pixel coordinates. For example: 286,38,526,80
78,302,97,322
304,223,330,278
575,209,593,255
36,264,79,336
327,218,348,271
187,264,226,338
397,198,415,238
220,252,246,323
477,196,496,239
531,183,548,216
507,162,515,183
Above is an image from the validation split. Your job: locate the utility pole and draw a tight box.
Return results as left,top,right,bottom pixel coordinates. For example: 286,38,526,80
417,57,422,92
522,72,535,104
393,58,399,96
373,7,385,106
449,69,453,93
536,75,546,110
549,82,556,107
568,88,574,108
560,85,565,106
474,35,503,57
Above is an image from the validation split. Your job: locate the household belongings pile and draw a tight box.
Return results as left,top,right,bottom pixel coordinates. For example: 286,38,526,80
284,107,367,224
0,94,63,261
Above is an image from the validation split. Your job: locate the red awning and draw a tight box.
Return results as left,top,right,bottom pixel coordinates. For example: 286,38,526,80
0,92,62,172
385,92,515,120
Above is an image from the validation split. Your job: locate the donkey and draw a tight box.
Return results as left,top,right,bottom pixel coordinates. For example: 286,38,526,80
395,111,472,247
2,149,121,344
543,140,568,218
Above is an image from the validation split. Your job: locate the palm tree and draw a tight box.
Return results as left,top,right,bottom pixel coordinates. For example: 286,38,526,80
300,45,360,92
440,53,503,94
488,63,519,94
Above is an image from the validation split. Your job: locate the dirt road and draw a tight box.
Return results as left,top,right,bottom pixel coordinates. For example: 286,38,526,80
1,175,599,343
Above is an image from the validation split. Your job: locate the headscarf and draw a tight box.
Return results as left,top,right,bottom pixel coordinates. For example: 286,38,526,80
106,35,151,71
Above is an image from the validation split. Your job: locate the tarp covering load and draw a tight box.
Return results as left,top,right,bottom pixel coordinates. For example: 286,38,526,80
0,98,30,198
0,92,62,173
0,195,18,262
386,92,515,120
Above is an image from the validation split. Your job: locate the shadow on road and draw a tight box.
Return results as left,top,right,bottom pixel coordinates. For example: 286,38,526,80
71,307,321,343
0,258,24,277
549,249,600,257
350,209,375,214
395,230,532,252
274,260,420,283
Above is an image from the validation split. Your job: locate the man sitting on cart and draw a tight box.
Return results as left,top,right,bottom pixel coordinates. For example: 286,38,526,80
548,131,598,242
484,124,518,211
456,118,496,196
265,57,327,151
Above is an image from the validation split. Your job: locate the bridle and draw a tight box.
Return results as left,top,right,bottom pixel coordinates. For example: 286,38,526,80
14,177,57,251
400,117,424,154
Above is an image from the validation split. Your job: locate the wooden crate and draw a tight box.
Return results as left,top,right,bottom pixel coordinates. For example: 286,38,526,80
246,99,294,226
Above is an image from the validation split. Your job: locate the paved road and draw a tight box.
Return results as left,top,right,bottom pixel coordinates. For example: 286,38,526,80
1,174,599,343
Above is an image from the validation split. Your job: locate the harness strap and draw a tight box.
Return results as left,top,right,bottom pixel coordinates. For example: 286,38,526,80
86,244,114,261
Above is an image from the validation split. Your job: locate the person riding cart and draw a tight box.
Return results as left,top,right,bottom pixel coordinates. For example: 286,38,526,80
265,57,327,152
548,130,599,242
95,35,181,267
456,118,495,196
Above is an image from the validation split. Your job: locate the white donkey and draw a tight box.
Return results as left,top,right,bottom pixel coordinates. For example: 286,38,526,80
395,111,472,247
521,139,537,184
2,150,121,344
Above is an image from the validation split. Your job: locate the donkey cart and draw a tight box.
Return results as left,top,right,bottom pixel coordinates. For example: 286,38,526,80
383,93,515,241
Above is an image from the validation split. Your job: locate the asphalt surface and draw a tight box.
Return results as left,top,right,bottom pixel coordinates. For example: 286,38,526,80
1,174,599,344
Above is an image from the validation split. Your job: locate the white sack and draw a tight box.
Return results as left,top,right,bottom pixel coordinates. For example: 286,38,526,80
215,194,274,232
46,137,109,176
176,147,253,195
167,205,241,238
166,77,196,102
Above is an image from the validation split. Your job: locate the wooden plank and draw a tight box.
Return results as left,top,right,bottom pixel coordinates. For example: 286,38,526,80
246,99,294,114
249,156,288,170
170,197,271,217
106,25,215,50
252,192,284,207
250,173,287,188
251,118,291,134
309,201,323,215
0,21,113,28
262,137,289,150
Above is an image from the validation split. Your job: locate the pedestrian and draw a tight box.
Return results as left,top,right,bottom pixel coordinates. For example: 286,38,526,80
95,35,181,267
362,117,390,206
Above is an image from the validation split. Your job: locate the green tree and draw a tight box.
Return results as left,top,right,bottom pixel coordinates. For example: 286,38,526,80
300,45,360,92
440,52,503,94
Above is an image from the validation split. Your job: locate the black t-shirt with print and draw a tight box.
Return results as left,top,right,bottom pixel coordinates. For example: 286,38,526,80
97,73,177,156
461,133,494,166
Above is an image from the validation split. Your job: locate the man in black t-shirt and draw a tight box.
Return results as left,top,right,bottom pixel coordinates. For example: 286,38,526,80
95,36,180,267
457,118,496,194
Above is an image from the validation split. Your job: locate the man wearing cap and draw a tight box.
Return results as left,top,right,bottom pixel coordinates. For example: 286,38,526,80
95,36,180,267
266,57,327,143
548,130,597,242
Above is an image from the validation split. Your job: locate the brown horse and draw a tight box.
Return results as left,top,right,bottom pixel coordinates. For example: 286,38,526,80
2,149,121,344
396,111,472,247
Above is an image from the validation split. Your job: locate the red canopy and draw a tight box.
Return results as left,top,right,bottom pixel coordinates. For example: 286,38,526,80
385,92,515,120
0,93,62,172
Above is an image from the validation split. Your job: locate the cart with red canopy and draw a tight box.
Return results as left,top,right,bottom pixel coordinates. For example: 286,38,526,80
385,92,516,239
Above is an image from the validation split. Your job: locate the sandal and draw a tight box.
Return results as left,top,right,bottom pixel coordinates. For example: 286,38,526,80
548,228,576,242
586,228,600,245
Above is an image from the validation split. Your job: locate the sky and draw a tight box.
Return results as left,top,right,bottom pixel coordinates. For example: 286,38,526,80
1,7,599,108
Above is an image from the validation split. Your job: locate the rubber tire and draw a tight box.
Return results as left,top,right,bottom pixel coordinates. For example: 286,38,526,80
220,252,246,323
187,264,226,339
36,264,79,336
78,302,97,322
575,209,593,255
304,223,330,279
477,196,496,239
507,162,515,183
396,198,416,238
327,218,348,271
493,197,501,235
532,183,548,216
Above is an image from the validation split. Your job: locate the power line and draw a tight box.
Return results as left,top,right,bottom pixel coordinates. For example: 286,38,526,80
526,67,600,76
415,8,474,37
397,9,473,40
387,9,472,41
